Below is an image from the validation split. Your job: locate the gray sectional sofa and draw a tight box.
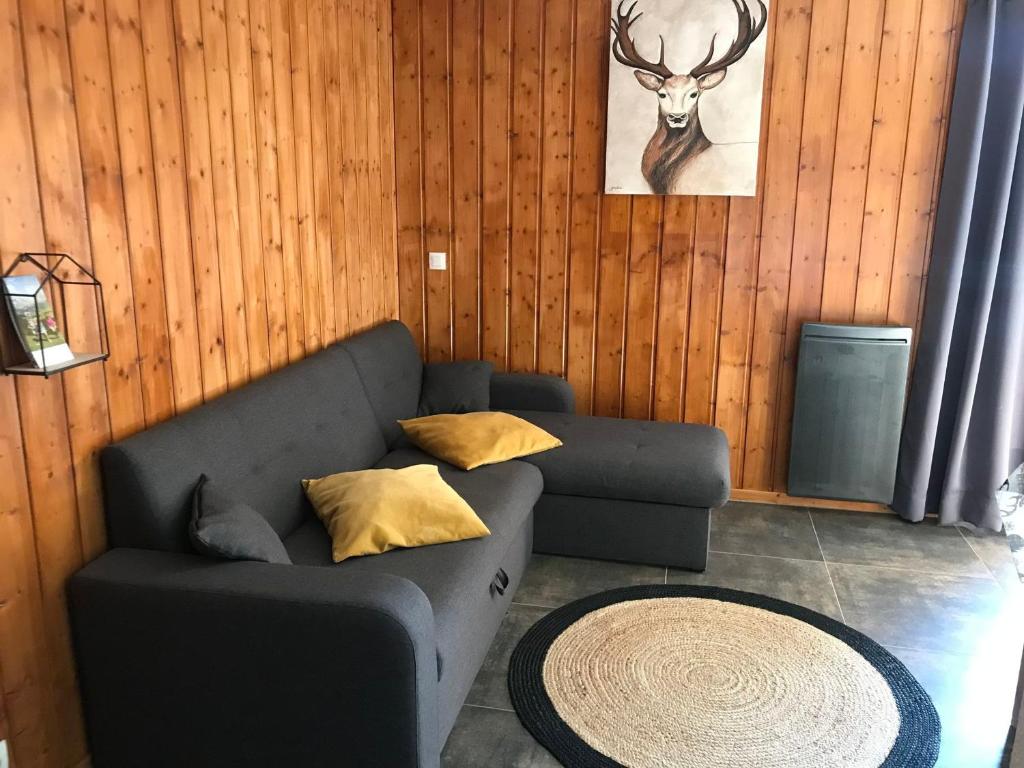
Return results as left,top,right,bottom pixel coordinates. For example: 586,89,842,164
70,321,730,768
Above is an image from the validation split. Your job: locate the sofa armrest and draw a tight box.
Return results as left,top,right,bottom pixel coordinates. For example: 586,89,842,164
490,372,575,413
70,549,440,768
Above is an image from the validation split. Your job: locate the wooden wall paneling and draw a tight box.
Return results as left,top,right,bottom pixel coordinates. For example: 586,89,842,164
248,0,290,368
376,0,400,320
199,0,253,388
22,0,113,575
363,0,390,325
308,0,338,346
351,0,378,330
622,197,662,420
507,0,544,371
887,0,960,331
391,0,425,350
713,5,779,484
0,9,57,763
224,0,273,377
819,0,885,323
392,0,963,494
653,197,696,423
479,0,511,367
0,368,51,765
450,0,481,360
141,0,206,406
269,0,306,360
106,0,178,424
420,0,452,360
771,0,849,489
684,196,728,426
289,0,323,353
741,0,813,490
535,0,575,376
3,1,399,763
174,0,231,398
592,196,630,417
322,0,352,339
5,5,89,762
854,0,924,323
563,0,607,412
65,0,147,442
337,0,365,333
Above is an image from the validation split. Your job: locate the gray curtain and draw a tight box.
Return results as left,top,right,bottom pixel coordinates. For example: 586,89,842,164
893,0,1024,531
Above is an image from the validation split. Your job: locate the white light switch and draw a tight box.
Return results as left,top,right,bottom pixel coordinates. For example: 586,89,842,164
428,251,447,271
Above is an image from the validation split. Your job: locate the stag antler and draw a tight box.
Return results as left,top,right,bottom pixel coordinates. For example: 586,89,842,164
689,0,768,79
611,0,674,80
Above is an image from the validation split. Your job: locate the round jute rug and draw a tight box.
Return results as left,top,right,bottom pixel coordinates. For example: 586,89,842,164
508,585,940,768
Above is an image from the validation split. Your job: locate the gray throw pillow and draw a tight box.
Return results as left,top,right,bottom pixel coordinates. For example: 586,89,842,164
418,360,494,416
189,475,291,564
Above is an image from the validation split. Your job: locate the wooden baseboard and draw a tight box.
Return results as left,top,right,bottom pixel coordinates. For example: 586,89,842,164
730,488,893,514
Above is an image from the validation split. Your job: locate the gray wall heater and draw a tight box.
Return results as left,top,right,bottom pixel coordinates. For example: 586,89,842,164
788,323,912,504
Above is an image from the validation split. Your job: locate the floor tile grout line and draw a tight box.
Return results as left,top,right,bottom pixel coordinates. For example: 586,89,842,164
708,549,825,564
511,600,560,610
710,547,997,581
957,525,1001,583
808,509,848,625
464,702,515,714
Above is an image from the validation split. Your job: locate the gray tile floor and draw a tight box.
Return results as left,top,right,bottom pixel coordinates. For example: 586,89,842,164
442,502,1024,768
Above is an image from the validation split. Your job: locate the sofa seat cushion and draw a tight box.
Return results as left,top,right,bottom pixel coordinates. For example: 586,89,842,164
509,410,731,509
284,450,541,702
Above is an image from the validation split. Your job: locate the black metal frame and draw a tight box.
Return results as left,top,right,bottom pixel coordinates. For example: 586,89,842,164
0,252,109,377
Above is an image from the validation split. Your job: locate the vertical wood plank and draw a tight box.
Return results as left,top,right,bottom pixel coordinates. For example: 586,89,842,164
107,0,178,424
536,0,574,376
249,0,289,367
592,196,630,417
741,0,812,490
173,0,230,398
225,0,272,377
141,0,206,408
199,0,252,387
854,0,924,322
887,0,959,330
479,0,511,367
269,0,306,360
653,197,696,423
289,0,323,352
819,0,885,322
714,3,779,483
323,0,352,339
564,0,605,412
622,196,661,420
307,0,338,345
450,0,481,360
772,0,849,489
420,0,452,360
391,0,425,350
65,0,147,440
684,196,728,426
508,0,542,371
376,0,400,320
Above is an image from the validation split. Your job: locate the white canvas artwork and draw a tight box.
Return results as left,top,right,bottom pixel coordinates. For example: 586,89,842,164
604,0,769,196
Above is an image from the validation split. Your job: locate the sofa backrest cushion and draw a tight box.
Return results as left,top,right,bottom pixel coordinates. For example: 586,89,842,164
341,321,423,446
101,345,387,553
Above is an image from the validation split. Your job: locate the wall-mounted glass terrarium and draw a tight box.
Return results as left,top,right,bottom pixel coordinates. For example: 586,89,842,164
0,253,109,377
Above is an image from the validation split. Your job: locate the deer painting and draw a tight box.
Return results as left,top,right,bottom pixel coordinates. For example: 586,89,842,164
608,0,768,195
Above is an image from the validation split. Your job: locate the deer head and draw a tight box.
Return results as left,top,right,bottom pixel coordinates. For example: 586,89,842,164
612,0,767,132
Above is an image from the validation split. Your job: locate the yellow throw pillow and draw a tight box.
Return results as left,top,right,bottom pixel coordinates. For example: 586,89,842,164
397,411,562,471
303,465,490,563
